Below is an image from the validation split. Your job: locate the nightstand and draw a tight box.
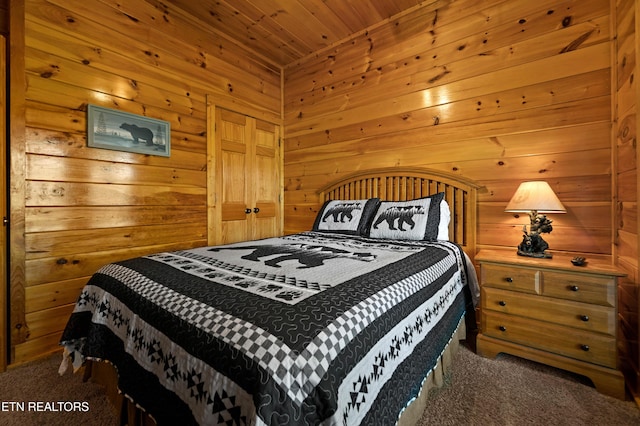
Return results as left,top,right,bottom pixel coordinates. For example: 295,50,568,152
475,249,626,399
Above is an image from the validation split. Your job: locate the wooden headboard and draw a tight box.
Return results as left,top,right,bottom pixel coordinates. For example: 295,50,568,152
317,167,482,256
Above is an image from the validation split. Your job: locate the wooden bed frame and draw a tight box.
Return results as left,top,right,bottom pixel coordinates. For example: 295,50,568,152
86,166,482,426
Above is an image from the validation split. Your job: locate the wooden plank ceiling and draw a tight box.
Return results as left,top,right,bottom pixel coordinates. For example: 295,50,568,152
163,0,433,67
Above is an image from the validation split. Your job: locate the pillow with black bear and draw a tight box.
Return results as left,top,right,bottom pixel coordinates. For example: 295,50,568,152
366,193,445,241
312,198,380,235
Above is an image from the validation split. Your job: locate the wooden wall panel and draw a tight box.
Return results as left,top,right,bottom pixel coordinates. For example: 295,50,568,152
614,0,640,399
283,0,614,261
9,0,29,359
9,0,281,364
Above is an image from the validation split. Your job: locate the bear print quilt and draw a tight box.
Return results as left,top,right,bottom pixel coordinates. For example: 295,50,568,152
59,231,475,425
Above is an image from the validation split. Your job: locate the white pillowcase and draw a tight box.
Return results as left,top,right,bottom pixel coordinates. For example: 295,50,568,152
438,200,451,240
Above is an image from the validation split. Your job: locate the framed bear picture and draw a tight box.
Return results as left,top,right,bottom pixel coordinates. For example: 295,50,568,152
87,104,171,157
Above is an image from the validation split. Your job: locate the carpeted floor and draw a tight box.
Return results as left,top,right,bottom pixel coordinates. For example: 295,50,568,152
0,344,638,425
0,351,117,426
418,345,640,426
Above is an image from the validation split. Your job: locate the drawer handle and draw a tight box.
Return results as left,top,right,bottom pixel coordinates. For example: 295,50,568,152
504,277,513,283
580,344,590,352
569,285,580,292
498,301,506,307
245,208,252,214
580,315,589,322
499,325,507,332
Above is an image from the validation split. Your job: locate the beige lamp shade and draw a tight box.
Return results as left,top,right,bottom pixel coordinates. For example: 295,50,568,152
505,181,566,213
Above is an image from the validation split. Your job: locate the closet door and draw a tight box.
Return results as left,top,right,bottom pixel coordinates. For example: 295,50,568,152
212,108,281,245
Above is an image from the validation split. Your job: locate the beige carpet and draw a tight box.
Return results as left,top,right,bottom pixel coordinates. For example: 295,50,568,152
0,351,117,426
418,345,640,426
0,344,638,425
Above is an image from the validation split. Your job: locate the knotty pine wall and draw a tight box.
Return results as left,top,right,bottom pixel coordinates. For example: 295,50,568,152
282,0,640,396
8,0,281,364
615,0,640,398
284,0,613,255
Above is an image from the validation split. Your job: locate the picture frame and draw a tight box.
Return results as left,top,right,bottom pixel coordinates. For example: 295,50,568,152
87,104,171,157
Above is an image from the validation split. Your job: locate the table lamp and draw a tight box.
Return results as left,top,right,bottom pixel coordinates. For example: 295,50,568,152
505,181,566,258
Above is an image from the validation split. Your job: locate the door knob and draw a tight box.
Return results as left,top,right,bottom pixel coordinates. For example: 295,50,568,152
253,207,260,213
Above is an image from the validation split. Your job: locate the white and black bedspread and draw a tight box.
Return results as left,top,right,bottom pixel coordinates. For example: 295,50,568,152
59,231,476,426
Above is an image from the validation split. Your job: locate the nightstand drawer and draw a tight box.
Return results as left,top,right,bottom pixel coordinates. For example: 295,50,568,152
482,287,615,335
482,311,617,368
542,271,615,307
482,264,540,294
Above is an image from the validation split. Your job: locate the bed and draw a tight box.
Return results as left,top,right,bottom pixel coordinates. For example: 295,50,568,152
59,167,481,426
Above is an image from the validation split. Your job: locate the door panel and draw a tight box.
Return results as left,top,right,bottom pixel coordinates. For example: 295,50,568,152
218,111,250,244
253,121,279,240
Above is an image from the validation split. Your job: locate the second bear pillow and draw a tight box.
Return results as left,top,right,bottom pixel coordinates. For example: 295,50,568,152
367,193,445,241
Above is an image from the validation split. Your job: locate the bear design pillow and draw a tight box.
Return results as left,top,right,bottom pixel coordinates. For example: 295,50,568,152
312,198,380,235
366,193,445,241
